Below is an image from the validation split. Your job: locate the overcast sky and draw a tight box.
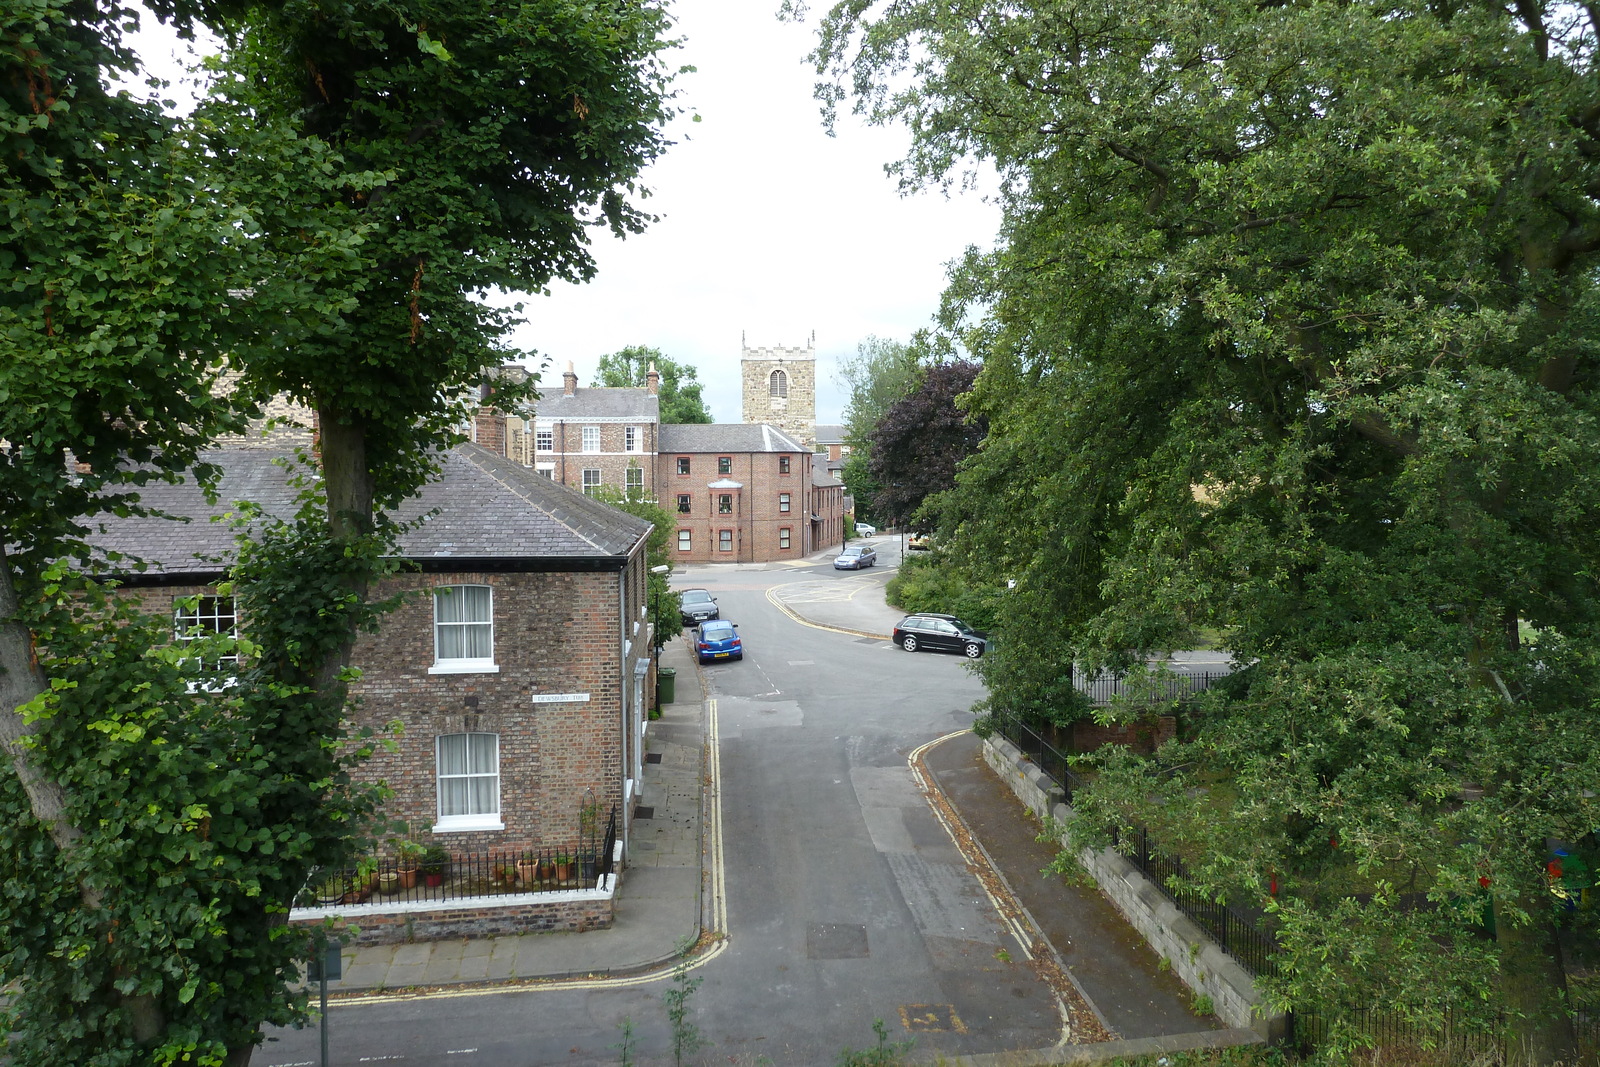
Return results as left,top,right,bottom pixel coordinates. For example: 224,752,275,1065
131,2,1000,424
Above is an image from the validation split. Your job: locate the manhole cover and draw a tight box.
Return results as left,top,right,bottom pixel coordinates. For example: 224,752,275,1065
634,807,655,820
806,923,869,959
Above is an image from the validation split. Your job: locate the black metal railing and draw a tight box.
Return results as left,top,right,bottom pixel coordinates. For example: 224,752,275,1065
991,708,1084,805
991,710,1279,977
298,806,619,910
1113,825,1281,978
1290,1002,1599,1063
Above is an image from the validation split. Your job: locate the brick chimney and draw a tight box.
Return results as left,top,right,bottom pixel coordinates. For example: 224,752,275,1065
474,382,507,456
646,362,660,396
563,361,578,397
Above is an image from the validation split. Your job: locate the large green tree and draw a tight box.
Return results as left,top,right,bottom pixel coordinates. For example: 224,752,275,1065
833,335,922,520
1,0,679,1061
596,343,713,423
807,0,1600,1061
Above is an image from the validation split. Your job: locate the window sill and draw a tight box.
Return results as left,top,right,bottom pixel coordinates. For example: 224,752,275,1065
432,817,504,833
428,663,500,675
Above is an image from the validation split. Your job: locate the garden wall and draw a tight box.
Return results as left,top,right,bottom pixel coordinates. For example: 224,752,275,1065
981,734,1287,1042
291,876,616,946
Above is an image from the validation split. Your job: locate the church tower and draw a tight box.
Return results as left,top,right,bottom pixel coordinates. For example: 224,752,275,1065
740,336,817,452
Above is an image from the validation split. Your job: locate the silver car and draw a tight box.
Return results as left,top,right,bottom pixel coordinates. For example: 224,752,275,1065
834,545,877,570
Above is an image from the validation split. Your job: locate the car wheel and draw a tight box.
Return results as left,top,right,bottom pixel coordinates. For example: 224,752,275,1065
901,634,918,652
963,641,982,659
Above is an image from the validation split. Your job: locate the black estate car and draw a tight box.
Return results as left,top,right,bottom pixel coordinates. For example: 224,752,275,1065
891,613,986,658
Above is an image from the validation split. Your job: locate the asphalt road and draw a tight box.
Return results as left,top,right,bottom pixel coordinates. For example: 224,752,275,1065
259,554,1070,1066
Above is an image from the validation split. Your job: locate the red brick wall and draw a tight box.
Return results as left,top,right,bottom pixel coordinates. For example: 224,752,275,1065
658,448,810,563
1071,715,1177,756
130,562,643,861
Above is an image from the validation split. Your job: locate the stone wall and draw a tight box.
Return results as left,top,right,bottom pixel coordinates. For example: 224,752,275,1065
1072,715,1177,755
740,344,816,452
980,734,1286,1042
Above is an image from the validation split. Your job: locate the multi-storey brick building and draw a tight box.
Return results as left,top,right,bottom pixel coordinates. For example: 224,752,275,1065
657,424,845,563
88,443,657,866
521,362,661,501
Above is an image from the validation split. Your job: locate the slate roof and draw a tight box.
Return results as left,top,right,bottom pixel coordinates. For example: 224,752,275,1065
533,388,658,421
814,424,846,446
659,423,808,454
85,444,650,578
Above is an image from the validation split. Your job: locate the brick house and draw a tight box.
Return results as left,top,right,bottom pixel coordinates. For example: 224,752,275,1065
86,443,657,866
522,362,661,500
658,423,845,563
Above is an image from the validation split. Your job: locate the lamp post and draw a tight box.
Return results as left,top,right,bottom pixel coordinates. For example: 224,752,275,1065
649,564,670,688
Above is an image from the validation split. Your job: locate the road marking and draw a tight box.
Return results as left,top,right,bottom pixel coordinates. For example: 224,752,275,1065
320,706,732,1008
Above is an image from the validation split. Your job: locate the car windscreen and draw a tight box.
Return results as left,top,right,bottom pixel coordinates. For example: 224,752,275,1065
683,591,713,604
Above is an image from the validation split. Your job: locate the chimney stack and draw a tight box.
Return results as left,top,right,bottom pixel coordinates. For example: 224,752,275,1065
563,361,578,397
646,362,660,396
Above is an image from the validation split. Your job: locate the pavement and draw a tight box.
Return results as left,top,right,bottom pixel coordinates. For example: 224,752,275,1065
322,540,1260,1062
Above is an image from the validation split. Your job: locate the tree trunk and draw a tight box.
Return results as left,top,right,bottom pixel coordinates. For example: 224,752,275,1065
1497,882,1577,1066
312,403,376,694
0,542,167,1042
0,542,82,856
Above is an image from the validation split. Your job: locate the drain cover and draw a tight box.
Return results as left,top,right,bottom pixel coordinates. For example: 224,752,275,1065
645,752,663,764
634,807,655,819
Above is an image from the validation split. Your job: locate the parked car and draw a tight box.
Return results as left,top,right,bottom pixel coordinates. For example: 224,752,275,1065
892,613,986,658
678,588,719,626
694,620,742,663
834,545,877,570
853,522,877,537
906,532,932,551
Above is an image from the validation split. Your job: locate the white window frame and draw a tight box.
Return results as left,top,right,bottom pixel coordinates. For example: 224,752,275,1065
719,529,733,552
535,428,553,452
430,584,498,674
626,466,644,495
581,425,601,453
678,529,691,551
434,732,503,832
583,468,602,496
625,425,638,452
174,594,239,690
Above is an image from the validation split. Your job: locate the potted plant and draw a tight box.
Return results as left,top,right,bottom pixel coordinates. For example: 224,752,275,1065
515,850,540,886
395,839,425,889
344,856,379,903
314,874,345,905
377,868,401,894
420,844,450,888
554,852,574,883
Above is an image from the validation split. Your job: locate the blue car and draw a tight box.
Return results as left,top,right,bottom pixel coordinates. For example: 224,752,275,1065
694,620,743,663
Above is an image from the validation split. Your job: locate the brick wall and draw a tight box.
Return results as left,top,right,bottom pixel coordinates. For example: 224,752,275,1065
1071,715,1177,755
131,562,642,861
538,421,657,499
293,892,614,945
657,447,811,562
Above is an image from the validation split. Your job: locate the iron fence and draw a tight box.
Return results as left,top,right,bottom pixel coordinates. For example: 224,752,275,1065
299,806,618,909
990,711,1279,977
1072,667,1229,706
1114,825,1281,978
1289,1003,1599,1064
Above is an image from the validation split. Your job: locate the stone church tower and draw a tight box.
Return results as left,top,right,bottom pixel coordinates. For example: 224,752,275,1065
740,337,817,452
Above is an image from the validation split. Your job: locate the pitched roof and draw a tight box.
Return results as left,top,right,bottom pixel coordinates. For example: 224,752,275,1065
659,423,808,454
85,444,649,578
533,388,659,421
813,424,846,445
